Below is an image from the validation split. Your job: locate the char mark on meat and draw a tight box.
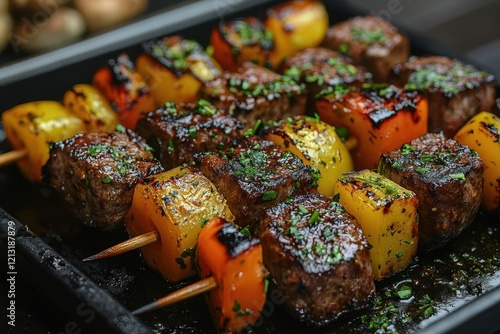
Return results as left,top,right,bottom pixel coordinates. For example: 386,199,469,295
259,193,375,327
378,132,484,251
43,130,164,230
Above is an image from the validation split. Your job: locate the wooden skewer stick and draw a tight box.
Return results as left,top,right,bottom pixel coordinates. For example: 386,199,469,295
132,276,217,315
343,136,357,151
0,149,27,167
82,230,160,262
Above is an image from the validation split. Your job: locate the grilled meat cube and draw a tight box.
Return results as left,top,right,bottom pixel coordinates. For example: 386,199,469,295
322,14,410,82
202,62,306,129
195,136,318,231
389,56,496,137
282,47,370,110
135,100,243,170
259,193,375,327
378,133,484,251
316,83,428,169
42,130,164,230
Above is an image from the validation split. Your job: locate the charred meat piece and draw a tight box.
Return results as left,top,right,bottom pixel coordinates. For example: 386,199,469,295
202,62,306,129
389,56,496,137
195,136,318,231
259,193,375,327
378,133,484,251
322,14,410,82
42,130,164,230
282,47,370,110
135,100,243,170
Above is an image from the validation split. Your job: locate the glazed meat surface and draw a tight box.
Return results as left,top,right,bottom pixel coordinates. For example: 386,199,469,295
259,193,375,327
202,62,306,129
389,56,496,137
43,130,164,230
195,136,317,231
322,14,410,82
379,133,484,251
282,47,370,109
135,100,243,170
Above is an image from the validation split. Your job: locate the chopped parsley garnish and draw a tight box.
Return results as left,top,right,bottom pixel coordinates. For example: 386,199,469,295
188,126,197,137
339,43,350,54
115,124,126,133
327,245,343,265
401,144,415,155
449,172,465,181
351,27,387,45
195,99,217,115
228,75,303,97
262,190,278,201
404,63,489,96
335,127,349,142
226,19,274,50
316,84,350,98
307,210,321,226
415,166,430,174
328,57,359,76
240,225,251,237
396,285,412,299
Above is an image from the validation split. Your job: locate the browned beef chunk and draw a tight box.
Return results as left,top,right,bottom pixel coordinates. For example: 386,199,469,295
389,56,496,137
201,62,306,129
322,14,410,82
281,47,371,111
42,130,164,230
135,100,243,170
195,136,318,231
259,193,375,327
378,133,484,251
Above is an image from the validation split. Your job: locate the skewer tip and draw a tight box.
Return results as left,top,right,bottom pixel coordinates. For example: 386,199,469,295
82,255,97,262
82,230,160,262
131,301,159,316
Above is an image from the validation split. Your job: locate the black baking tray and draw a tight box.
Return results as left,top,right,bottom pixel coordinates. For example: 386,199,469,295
0,1,499,333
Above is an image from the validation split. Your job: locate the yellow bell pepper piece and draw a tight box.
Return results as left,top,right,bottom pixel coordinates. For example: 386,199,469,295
335,169,418,279
265,0,329,68
1,101,86,182
264,115,353,197
63,84,120,132
454,111,500,214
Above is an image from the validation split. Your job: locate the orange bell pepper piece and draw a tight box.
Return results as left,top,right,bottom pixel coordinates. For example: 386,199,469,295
92,53,156,130
316,83,428,170
197,217,267,333
210,17,274,72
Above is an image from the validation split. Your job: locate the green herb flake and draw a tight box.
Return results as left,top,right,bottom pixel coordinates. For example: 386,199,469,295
115,124,126,133
232,300,241,312
102,176,112,184
339,43,350,54
401,144,415,155
262,190,278,201
396,285,412,299
415,166,430,174
308,210,321,226
188,126,198,137
335,127,349,142
351,27,387,44
450,172,465,181
240,225,251,237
